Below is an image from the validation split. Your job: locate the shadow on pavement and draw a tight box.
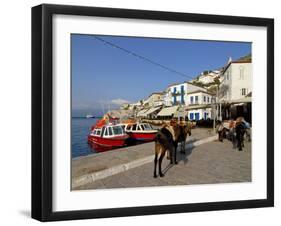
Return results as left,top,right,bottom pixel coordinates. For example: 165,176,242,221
162,140,196,175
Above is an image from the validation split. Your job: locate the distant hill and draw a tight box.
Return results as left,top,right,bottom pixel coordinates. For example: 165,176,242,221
237,54,251,61
189,54,251,94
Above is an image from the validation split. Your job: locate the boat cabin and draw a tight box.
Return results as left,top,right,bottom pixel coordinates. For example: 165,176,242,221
124,123,154,132
91,125,126,137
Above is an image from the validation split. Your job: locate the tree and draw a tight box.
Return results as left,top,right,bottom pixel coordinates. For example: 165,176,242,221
214,77,220,86
192,80,204,87
207,85,217,94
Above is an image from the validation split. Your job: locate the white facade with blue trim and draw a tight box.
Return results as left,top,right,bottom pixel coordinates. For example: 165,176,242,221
162,82,215,120
186,90,214,120
163,82,206,107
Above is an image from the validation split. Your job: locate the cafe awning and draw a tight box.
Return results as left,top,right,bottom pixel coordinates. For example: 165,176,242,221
173,107,187,118
157,106,178,116
143,107,161,116
137,109,149,117
221,96,252,105
232,96,252,103
186,104,212,110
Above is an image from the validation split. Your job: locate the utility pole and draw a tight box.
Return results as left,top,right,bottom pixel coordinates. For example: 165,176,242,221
219,101,222,121
212,106,216,133
213,86,219,132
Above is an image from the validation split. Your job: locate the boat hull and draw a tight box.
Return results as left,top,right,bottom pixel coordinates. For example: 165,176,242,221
127,132,157,141
88,135,128,148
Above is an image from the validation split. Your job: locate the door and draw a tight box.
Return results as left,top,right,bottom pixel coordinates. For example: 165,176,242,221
195,113,200,120
190,113,194,120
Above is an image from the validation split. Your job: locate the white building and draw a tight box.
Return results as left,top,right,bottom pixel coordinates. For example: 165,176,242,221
198,74,214,84
128,101,142,110
196,69,222,84
120,103,130,110
163,82,206,107
143,92,163,107
219,58,252,102
185,90,215,120
163,88,171,107
218,56,252,121
160,82,215,120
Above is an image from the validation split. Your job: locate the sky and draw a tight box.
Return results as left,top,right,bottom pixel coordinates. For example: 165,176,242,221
71,34,251,117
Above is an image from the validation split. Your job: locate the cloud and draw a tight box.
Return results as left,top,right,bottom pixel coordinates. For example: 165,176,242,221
72,102,92,110
111,98,130,105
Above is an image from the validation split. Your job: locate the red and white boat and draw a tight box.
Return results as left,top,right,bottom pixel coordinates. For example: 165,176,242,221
122,122,158,142
88,119,129,149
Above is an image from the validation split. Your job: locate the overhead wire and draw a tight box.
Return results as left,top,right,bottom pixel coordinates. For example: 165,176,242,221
93,36,194,81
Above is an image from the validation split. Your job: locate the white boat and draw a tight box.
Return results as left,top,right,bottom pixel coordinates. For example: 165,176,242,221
121,122,158,141
88,120,129,151
86,114,94,118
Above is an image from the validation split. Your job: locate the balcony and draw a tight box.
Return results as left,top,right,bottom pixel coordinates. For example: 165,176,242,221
171,91,185,96
189,101,199,106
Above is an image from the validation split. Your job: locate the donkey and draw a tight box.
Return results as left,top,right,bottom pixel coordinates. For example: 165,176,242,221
178,121,192,154
216,120,227,142
218,117,247,150
153,121,180,178
235,117,247,151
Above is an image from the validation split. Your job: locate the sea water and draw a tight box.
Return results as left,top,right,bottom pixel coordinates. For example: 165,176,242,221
71,117,97,158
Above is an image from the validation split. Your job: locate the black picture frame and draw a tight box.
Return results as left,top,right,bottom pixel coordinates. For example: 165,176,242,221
32,4,274,222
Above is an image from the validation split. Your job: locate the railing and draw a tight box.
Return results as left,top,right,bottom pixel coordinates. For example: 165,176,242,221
189,101,199,105
171,91,185,96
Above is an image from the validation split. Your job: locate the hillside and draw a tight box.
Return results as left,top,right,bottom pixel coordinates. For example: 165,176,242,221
237,54,252,61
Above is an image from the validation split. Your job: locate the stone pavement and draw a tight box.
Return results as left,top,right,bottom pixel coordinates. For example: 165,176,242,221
72,128,215,185
75,139,251,190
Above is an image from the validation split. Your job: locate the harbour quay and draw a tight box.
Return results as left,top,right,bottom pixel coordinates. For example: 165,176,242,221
72,127,251,190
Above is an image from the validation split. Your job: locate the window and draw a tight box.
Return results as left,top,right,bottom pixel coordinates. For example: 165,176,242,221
112,126,123,135
190,113,194,120
101,127,105,136
132,124,137,131
239,66,244,80
203,96,206,102
96,130,101,136
195,96,198,104
143,124,151,130
241,88,247,96
181,85,184,104
137,125,142,131
173,87,177,104
207,96,210,103
104,128,108,136
108,127,113,136
190,96,194,104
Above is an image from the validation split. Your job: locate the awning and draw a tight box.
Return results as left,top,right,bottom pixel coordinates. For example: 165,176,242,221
186,104,212,110
232,103,245,106
221,97,252,104
232,96,252,103
157,106,178,116
137,109,149,117
143,107,161,116
173,111,186,118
